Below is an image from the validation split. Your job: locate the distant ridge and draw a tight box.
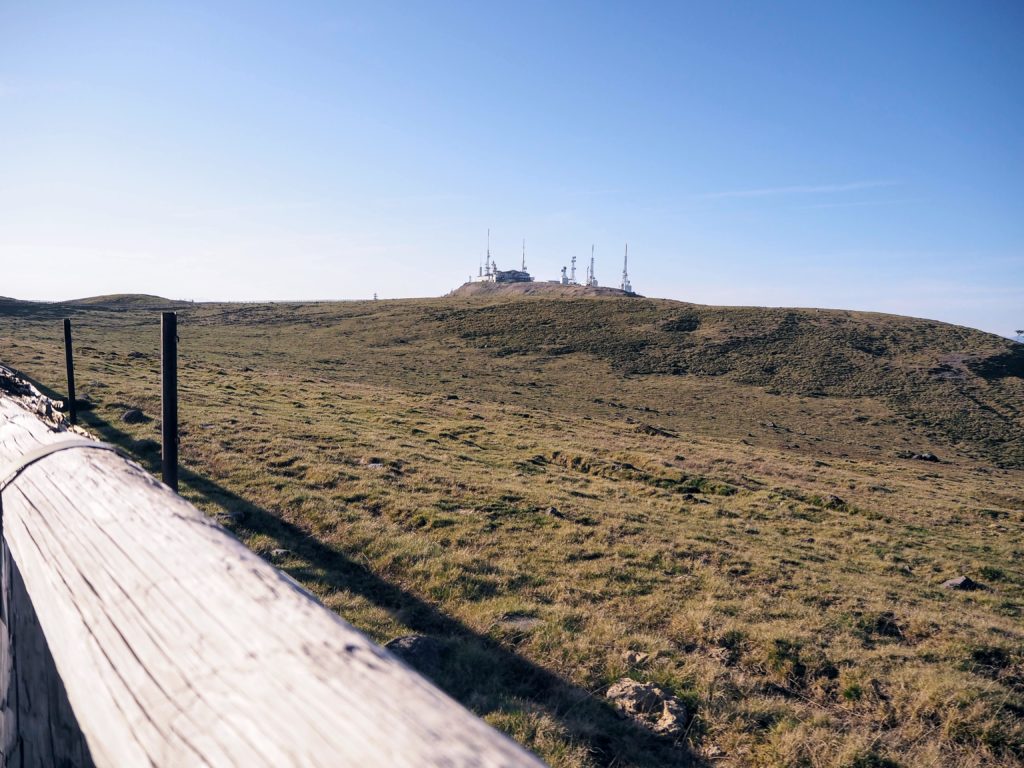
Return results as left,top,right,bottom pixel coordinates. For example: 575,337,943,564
65,294,193,309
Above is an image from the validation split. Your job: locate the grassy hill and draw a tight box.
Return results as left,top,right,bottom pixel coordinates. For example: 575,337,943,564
65,293,193,309
434,297,1024,468
1,293,1022,767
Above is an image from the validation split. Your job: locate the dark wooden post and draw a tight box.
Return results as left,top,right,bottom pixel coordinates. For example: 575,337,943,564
161,312,178,491
63,319,77,425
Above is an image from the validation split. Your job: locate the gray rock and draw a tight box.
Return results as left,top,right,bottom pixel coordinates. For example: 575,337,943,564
942,575,982,590
605,677,688,736
270,548,291,559
622,650,651,667
121,408,148,424
912,452,939,462
385,635,444,671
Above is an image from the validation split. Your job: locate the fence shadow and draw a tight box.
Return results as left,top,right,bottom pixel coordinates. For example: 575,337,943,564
16,377,703,768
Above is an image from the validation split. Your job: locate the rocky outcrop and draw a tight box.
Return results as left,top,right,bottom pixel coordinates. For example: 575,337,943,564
605,678,688,736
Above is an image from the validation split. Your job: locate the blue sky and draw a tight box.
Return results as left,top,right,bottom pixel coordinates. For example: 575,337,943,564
1,2,1021,335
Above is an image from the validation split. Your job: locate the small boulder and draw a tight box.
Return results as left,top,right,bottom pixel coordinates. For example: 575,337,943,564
385,635,444,672
912,452,940,462
121,408,148,424
605,677,688,736
622,650,651,667
942,575,983,591
270,548,291,559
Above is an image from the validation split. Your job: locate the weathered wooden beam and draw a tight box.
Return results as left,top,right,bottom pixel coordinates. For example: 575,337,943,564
0,374,542,767
1,540,95,766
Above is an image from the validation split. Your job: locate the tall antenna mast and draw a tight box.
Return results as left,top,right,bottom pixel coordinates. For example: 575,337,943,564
522,239,526,272
486,228,491,275
588,244,596,287
570,255,577,284
620,243,632,293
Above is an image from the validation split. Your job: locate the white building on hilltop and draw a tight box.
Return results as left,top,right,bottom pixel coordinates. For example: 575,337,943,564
471,230,534,283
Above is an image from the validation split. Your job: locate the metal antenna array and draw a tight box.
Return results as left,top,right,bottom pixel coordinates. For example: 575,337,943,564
463,235,634,291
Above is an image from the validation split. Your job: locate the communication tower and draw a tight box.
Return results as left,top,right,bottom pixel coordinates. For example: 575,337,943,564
486,229,493,277
620,244,632,293
586,245,598,287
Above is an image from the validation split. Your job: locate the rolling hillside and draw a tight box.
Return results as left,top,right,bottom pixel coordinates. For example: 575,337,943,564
1,293,1022,767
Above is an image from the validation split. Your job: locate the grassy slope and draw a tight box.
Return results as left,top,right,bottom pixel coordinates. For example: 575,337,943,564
1,294,1022,768
65,293,195,309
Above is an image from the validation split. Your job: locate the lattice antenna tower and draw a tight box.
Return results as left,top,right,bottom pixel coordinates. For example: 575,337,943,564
620,243,632,293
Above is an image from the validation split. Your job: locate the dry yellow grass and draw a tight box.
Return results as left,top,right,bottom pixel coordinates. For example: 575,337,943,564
1,293,1022,767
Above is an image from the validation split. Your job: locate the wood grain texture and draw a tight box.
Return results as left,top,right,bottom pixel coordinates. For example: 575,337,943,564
1,540,96,767
0,391,544,767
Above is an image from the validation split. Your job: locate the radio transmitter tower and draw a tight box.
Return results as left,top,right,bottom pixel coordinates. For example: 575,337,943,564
620,244,632,293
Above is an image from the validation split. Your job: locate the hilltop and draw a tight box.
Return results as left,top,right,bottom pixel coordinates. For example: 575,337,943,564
1,292,1022,767
449,281,640,299
65,293,193,309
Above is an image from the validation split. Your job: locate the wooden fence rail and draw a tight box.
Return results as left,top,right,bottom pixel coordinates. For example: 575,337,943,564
0,365,542,767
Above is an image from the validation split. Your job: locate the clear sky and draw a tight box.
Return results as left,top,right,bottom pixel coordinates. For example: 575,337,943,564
2,2,1021,336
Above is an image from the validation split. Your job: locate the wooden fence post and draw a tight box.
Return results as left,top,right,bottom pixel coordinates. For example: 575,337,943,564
161,312,177,491
63,319,76,426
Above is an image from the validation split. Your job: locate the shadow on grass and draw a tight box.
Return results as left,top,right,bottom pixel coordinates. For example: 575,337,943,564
18,374,703,768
